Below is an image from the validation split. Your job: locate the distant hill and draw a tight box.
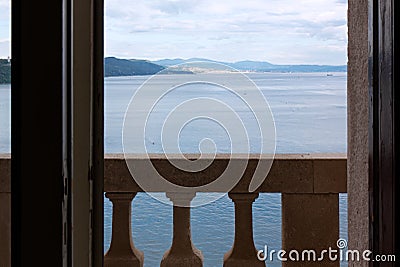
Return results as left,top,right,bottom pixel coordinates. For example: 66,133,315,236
232,60,274,71
0,59,11,84
0,57,347,84
105,57,165,77
153,58,229,68
152,58,186,66
1,57,190,83
152,58,347,73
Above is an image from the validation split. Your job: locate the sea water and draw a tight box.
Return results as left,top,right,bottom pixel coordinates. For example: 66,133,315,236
0,72,347,266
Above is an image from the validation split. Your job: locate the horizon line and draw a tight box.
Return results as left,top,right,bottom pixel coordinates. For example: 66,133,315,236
104,56,348,66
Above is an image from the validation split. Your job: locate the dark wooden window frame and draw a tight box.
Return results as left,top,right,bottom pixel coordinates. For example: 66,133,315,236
11,0,104,265
368,0,399,264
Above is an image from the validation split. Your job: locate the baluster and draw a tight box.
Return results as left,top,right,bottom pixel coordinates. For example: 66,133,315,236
161,192,203,267
224,193,265,267
105,192,144,267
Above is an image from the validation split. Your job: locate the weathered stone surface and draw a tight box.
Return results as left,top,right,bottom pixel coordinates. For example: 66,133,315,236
161,193,203,267
161,248,203,267
313,158,347,193
104,193,144,267
104,154,346,194
224,193,265,267
259,154,314,193
0,193,10,267
282,193,339,267
348,0,370,266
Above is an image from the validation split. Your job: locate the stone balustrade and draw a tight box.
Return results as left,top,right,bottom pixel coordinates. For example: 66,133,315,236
104,153,346,267
0,153,346,266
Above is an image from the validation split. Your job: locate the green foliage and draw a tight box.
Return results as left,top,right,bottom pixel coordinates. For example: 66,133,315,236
105,57,165,77
0,59,11,84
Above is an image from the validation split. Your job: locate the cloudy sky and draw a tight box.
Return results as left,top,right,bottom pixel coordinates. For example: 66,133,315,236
0,0,9,59
0,0,348,65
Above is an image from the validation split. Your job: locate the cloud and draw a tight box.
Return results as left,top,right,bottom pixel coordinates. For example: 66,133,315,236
208,35,231,41
0,0,10,21
150,0,200,15
0,0,10,57
0,0,348,64
105,0,348,64
0,0,10,8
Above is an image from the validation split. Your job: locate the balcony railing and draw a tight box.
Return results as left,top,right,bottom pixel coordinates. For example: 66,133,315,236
0,153,346,267
104,153,346,267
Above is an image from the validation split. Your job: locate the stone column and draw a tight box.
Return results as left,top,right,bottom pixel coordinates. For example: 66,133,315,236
161,192,203,267
348,0,369,266
104,192,144,267
224,193,265,267
282,193,339,267
0,156,10,267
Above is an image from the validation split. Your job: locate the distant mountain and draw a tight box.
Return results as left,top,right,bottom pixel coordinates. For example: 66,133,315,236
152,58,186,66
153,58,227,67
152,58,347,73
232,60,274,71
105,57,165,77
152,58,233,73
0,59,11,84
0,57,347,85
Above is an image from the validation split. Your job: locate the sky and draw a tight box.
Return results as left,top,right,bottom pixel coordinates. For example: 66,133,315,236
0,0,348,65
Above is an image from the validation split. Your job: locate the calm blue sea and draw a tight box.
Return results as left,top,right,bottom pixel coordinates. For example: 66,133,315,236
0,72,348,266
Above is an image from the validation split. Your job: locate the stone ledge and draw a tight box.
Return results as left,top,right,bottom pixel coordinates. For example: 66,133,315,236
103,154,347,193
0,154,346,194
